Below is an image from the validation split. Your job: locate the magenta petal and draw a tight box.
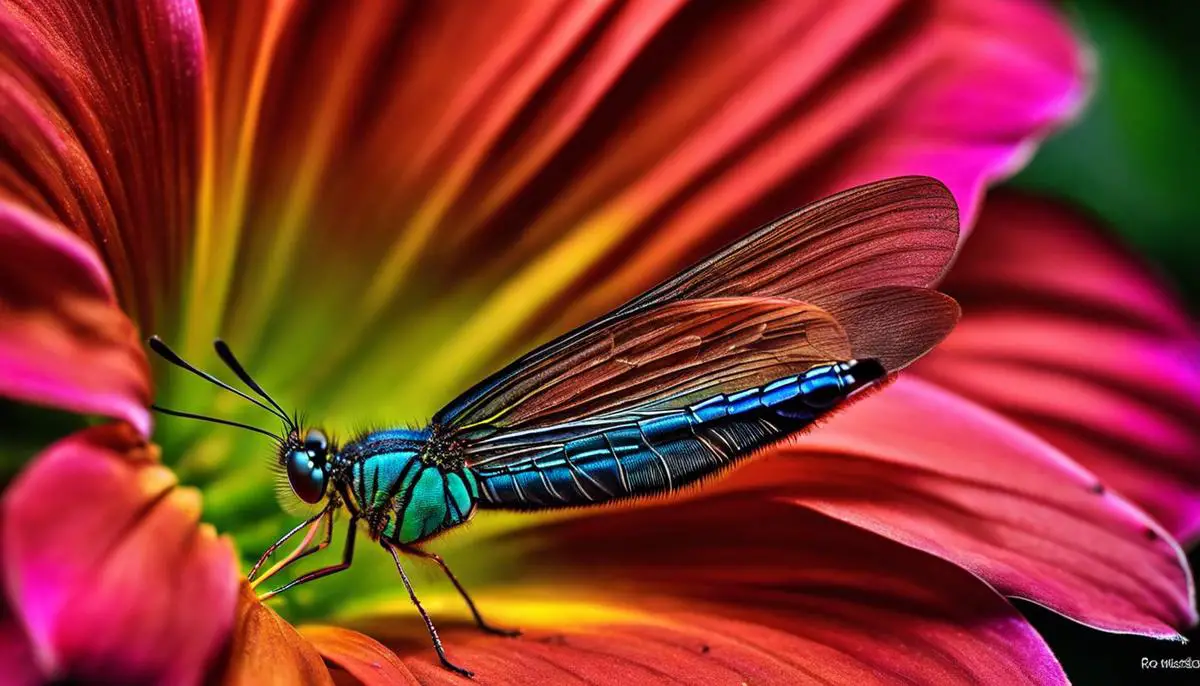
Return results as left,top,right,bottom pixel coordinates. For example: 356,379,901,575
915,192,1200,545
0,582,38,686
1,425,239,685
0,203,151,435
783,377,1196,637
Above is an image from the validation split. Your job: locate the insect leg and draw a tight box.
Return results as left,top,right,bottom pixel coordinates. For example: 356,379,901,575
248,504,330,581
398,543,521,637
249,506,336,587
383,541,473,678
258,515,358,601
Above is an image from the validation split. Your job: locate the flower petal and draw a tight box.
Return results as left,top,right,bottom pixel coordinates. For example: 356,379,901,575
186,0,1085,427
0,564,38,686
1,424,238,685
0,203,150,436
354,509,1064,685
416,0,1085,387
783,377,1196,637
0,0,206,324
216,586,334,686
301,625,415,686
914,192,1200,544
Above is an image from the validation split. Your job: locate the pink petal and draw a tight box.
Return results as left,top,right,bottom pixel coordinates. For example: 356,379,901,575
381,506,1065,684
0,1,206,325
915,192,1200,544
1,424,239,685
0,202,150,435
781,377,1196,637
0,567,38,686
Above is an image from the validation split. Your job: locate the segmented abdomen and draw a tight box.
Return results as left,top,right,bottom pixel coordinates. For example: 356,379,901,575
473,360,881,509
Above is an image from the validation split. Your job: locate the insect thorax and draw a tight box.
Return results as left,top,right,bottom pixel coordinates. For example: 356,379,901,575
342,428,480,544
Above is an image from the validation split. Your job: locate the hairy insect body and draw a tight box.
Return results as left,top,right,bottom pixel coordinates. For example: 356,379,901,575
343,428,480,544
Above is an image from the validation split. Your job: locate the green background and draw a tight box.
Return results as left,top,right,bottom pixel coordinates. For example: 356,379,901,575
1015,0,1199,306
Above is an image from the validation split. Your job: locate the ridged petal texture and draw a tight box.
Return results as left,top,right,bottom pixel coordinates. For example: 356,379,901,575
308,509,1067,686
187,0,1084,428
0,0,205,324
916,192,1200,545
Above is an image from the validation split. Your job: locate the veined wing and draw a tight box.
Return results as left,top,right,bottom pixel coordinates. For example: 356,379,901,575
432,177,960,508
434,176,959,431
458,297,850,465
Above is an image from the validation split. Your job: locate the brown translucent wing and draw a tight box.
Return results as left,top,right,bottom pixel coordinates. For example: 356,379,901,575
623,176,959,308
451,298,850,434
436,176,959,429
826,286,962,371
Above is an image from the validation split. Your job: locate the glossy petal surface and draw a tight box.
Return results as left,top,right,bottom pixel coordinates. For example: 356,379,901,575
0,203,150,435
915,192,1200,544
1,424,238,685
346,508,1065,685
218,586,334,686
786,377,1196,637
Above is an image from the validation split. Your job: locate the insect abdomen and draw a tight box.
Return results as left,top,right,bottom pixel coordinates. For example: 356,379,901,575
474,360,883,508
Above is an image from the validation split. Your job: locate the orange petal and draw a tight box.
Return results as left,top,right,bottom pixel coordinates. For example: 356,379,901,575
343,511,1064,685
301,625,416,686
915,192,1200,545
1,424,238,685
215,586,334,686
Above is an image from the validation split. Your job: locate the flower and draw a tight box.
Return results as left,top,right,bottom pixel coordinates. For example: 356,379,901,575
0,1,1196,685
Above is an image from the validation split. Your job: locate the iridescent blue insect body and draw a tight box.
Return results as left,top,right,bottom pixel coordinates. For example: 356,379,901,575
150,177,961,677
325,361,878,550
470,360,881,508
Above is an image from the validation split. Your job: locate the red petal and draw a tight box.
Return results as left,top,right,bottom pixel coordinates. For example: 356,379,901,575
522,0,1085,334
0,203,150,435
215,586,334,686
1,424,239,685
915,192,1200,544
362,508,1063,685
301,625,415,686
192,0,1084,407
0,1,206,324
782,377,1196,637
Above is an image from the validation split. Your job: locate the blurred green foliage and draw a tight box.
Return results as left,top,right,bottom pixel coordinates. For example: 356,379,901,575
1014,0,1200,304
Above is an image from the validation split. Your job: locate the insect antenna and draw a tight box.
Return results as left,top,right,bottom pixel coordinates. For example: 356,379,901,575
147,336,296,435
213,339,293,429
151,405,284,444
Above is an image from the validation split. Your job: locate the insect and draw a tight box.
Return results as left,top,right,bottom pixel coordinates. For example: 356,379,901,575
150,176,960,677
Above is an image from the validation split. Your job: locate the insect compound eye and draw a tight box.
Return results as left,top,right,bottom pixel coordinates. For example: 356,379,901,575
304,428,329,455
286,448,328,504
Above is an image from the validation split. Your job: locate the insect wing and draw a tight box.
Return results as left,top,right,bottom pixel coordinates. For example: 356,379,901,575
435,176,959,432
